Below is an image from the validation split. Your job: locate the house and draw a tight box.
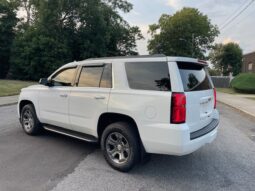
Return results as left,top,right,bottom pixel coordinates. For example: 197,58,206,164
242,51,255,73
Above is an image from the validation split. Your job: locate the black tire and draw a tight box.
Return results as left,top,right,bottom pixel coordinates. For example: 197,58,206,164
20,104,42,135
101,122,140,172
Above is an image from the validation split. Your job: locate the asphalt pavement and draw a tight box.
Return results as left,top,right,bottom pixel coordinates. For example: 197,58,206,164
0,105,96,191
0,103,255,191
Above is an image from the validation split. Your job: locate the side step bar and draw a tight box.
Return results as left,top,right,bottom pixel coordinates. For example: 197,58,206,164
43,125,98,143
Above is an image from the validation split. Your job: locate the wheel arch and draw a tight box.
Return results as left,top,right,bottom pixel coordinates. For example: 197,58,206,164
19,100,35,116
97,112,141,140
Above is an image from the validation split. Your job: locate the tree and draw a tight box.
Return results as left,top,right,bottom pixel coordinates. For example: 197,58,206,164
0,0,18,78
148,8,219,59
10,0,143,80
209,43,243,76
208,68,221,76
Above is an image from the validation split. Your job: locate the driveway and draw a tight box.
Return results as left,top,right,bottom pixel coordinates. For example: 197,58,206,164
0,103,255,191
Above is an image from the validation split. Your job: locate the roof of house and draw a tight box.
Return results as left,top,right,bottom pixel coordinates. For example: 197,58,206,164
243,51,255,57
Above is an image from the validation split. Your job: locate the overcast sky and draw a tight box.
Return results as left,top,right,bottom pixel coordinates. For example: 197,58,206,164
122,0,255,55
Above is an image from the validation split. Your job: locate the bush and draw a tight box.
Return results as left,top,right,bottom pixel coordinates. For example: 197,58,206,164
231,73,255,93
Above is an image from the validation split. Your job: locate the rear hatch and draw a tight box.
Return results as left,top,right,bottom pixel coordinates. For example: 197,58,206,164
177,62,215,133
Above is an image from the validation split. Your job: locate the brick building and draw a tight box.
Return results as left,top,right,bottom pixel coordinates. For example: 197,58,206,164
242,51,255,73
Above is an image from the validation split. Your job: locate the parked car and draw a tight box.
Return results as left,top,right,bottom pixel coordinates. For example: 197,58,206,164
18,55,219,172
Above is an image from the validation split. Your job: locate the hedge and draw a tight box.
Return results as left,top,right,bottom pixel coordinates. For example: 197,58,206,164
231,73,255,93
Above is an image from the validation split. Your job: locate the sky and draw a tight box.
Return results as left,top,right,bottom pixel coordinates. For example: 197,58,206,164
122,0,255,55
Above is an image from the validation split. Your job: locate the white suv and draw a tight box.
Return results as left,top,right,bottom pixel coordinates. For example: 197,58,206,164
18,55,219,172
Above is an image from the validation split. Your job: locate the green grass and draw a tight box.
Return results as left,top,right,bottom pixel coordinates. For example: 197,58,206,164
246,97,255,101
216,88,237,94
0,80,36,97
231,73,255,94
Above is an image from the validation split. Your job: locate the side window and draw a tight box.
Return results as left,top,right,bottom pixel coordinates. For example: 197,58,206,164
52,67,76,86
100,64,112,88
125,62,171,91
78,64,112,88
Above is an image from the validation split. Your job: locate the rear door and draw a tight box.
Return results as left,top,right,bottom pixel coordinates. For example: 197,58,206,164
177,62,215,132
69,63,112,136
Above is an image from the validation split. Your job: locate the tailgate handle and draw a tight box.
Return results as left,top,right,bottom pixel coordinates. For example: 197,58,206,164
200,96,212,104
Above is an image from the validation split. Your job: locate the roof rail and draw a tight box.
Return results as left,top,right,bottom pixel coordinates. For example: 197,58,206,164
86,54,166,61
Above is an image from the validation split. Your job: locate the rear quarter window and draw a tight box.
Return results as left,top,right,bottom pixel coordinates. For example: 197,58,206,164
177,62,212,92
125,62,171,91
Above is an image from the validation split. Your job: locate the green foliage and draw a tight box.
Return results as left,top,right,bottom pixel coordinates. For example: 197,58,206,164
231,73,255,93
208,68,221,76
10,29,72,80
9,0,143,80
0,0,18,78
209,43,243,76
148,8,219,59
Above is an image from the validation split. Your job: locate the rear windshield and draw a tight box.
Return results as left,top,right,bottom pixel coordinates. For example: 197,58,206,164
177,62,212,92
125,62,171,91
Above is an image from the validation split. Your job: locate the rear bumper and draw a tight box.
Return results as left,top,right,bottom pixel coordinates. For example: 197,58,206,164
141,110,219,156
190,119,219,140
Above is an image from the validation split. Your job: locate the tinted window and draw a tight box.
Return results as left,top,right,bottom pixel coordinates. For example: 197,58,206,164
78,66,103,87
100,64,112,88
125,62,171,91
52,67,76,86
177,62,212,91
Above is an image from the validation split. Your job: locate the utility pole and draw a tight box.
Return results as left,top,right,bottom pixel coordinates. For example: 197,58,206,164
179,33,195,58
191,33,194,57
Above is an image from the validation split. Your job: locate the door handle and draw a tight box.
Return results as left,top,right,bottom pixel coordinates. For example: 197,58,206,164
60,94,68,98
94,96,105,100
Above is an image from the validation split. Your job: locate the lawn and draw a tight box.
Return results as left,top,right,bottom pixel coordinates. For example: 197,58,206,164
216,88,237,94
0,80,36,97
246,97,255,101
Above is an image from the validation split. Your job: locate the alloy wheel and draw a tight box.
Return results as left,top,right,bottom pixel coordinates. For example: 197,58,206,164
106,132,130,164
22,109,34,132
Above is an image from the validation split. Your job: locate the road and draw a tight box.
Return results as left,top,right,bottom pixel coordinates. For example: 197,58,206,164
0,103,255,191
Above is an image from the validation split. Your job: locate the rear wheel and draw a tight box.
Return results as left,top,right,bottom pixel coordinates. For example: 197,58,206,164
21,104,42,135
101,122,140,172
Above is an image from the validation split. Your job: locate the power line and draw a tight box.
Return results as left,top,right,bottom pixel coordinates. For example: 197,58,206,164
220,0,255,31
235,6,255,27
219,0,250,27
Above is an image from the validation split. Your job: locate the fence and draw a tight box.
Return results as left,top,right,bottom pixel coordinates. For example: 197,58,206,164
211,76,231,88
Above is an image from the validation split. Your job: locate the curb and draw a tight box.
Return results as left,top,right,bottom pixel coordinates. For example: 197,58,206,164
218,100,255,119
0,102,17,107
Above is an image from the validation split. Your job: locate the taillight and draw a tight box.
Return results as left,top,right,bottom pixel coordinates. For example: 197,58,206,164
171,93,186,124
213,88,217,109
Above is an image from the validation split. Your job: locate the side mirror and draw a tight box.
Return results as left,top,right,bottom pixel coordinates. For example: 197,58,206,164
39,78,50,86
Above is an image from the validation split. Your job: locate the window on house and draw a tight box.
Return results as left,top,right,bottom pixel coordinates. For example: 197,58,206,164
248,63,253,71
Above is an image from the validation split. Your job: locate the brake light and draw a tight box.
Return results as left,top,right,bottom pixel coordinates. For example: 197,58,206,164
171,93,186,124
213,88,217,109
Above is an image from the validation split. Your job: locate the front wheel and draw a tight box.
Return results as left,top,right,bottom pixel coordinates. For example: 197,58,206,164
21,104,42,135
101,122,140,172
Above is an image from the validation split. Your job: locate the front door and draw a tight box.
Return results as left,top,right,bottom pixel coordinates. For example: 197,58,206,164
38,67,77,129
